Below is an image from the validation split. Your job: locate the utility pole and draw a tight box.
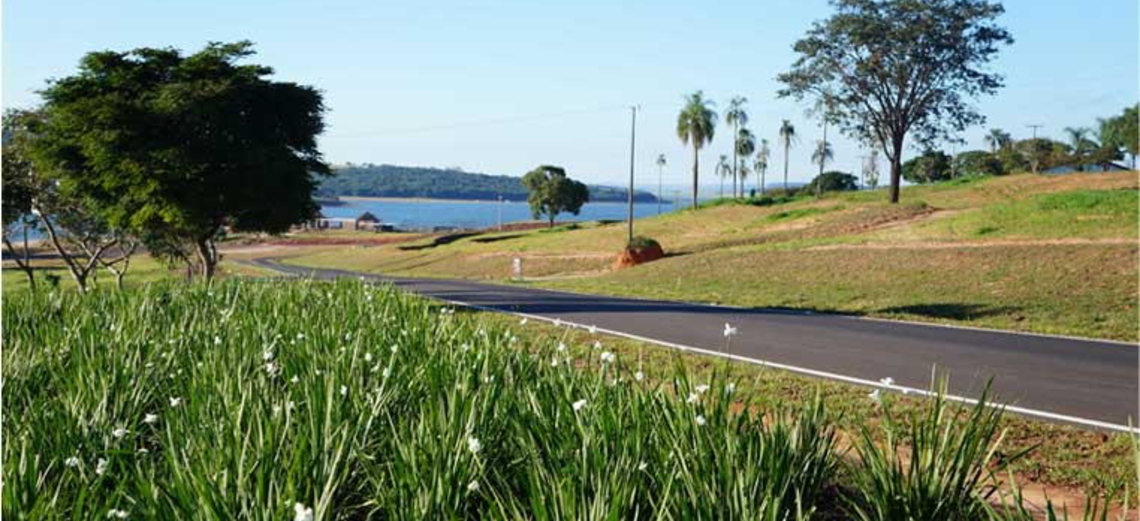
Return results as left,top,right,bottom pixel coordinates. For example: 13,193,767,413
627,105,637,244
497,195,503,231
1027,124,1044,174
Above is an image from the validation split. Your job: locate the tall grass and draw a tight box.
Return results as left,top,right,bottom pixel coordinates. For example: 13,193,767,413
4,280,1125,519
3,280,838,519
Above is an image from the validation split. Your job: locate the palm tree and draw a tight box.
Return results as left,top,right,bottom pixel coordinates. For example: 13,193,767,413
716,155,730,198
754,139,771,195
725,96,749,197
778,120,797,193
677,91,718,207
655,153,667,214
1064,126,1097,171
734,128,756,198
810,139,834,197
984,128,1012,153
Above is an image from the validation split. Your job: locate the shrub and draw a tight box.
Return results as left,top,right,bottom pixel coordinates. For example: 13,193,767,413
626,235,661,250
804,171,859,194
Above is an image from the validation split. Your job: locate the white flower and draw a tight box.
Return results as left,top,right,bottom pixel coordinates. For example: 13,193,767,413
290,375,300,384
214,336,222,345
143,414,159,424
519,318,528,325
686,393,700,404
340,385,348,397
587,325,598,334
364,352,374,363
64,456,81,468
637,461,648,471
550,358,560,367
467,436,482,454
868,389,882,404
879,377,895,387
572,399,588,412
694,384,710,394
293,503,313,521
725,383,737,394
634,371,645,382
467,480,480,492
169,397,183,407
137,448,149,454
723,323,738,337
592,341,603,351
600,352,615,363
296,333,306,340
112,427,129,439
390,344,399,353
95,458,108,475
264,362,280,377
382,367,392,379
106,509,129,519
556,342,567,352
263,350,274,361
695,415,707,426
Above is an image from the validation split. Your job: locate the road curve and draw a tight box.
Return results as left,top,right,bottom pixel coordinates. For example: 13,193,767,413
244,257,1139,431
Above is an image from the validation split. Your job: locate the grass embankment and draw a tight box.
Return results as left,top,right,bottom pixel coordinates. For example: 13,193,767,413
1,254,270,293
5,281,1134,519
270,172,1139,340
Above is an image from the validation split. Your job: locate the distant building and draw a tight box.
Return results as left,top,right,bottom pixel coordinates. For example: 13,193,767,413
1042,162,1129,174
354,211,382,231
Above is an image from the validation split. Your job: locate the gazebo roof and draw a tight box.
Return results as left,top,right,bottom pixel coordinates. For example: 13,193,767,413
355,211,380,223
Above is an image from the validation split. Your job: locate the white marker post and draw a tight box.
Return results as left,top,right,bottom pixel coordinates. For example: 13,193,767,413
511,257,522,281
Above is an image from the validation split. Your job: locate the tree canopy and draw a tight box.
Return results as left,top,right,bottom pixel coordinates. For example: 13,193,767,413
520,165,590,227
33,41,329,278
778,0,1013,203
804,171,858,193
902,150,953,183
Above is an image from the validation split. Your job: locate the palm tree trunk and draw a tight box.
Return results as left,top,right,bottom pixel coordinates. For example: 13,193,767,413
731,121,738,198
783,142,790,193
692,146,699,208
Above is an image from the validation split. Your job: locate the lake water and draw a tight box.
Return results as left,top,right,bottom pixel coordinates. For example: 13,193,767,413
7,199,687,240
321,199,684,230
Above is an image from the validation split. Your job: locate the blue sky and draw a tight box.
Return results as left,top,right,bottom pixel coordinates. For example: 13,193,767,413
4,0,1137,189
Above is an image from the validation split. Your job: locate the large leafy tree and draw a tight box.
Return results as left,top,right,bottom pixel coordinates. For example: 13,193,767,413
34,41,330,279
520,165,589,228
677,91,718,207
2,110,40,288
902,150,953,183
778,0,1013,203
1098,104,1138,168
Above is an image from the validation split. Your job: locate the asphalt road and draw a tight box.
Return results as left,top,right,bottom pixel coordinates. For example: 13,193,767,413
246,257,1139,431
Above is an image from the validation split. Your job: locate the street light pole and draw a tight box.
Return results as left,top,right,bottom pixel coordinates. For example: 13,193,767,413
627,105,637,244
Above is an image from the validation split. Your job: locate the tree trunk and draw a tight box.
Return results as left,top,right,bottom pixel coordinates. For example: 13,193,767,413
691,146,699,208
731,121,738,198
760,169,765,196
549,215,556,228
3,235,35,289
817,123,827,198
783,143,790,192
37,211,91,292
888,135,905,204
196,237,217,280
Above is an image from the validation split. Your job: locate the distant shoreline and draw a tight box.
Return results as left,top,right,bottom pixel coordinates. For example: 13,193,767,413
331,196,671,205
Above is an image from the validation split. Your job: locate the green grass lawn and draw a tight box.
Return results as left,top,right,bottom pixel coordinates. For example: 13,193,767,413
4,279,1132,518
273,172,1140,341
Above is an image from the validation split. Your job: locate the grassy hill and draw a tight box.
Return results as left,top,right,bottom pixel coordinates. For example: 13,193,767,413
317,163,661,202
273,172,1139,341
